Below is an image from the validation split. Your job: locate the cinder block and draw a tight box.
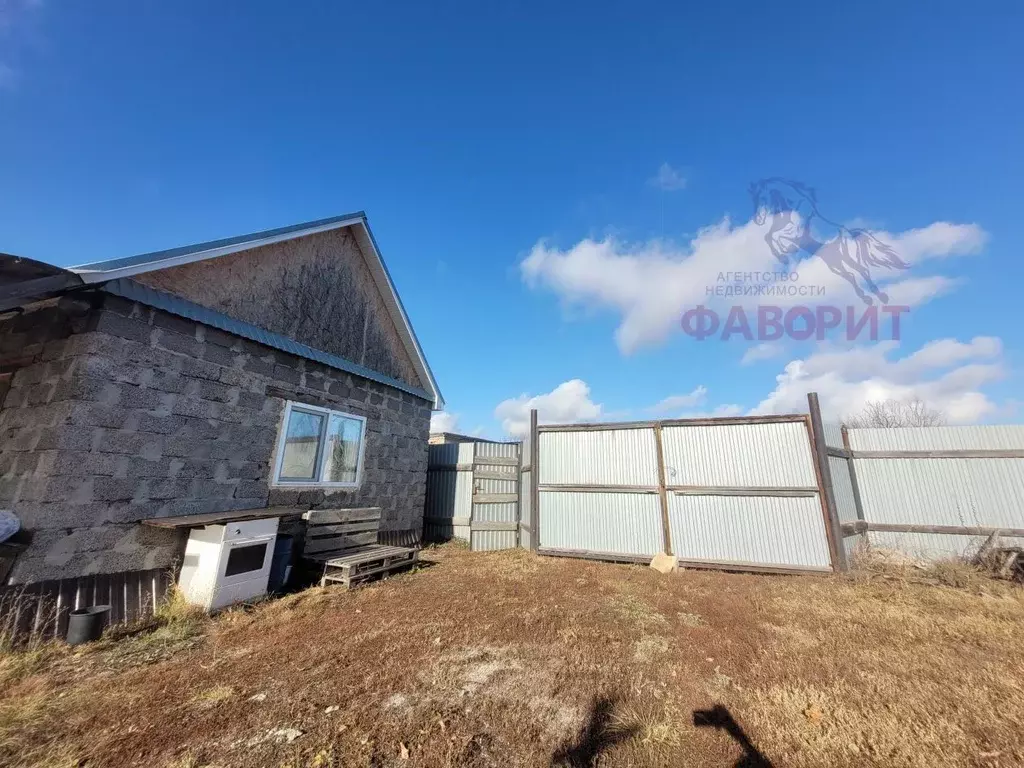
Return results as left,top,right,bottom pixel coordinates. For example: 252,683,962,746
93,311,152,345
203,343,239,369
154,329,203,359
92,476,144,502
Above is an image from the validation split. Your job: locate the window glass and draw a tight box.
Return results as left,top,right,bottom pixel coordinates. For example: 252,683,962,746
279,409,323,479
322,414,363,483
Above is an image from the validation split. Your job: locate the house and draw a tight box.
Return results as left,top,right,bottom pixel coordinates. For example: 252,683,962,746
0,213,442,585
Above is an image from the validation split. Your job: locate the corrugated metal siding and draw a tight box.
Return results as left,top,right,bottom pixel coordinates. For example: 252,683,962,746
822,422,846,449
424,441,474,543
0,568,172,646
539,429,658,486
854,458,1024,529
424,466,473,524
845,425,1024,562
428,441,475,467
660,422,817,487
668,494,831,568
426,439,521,551
475,442,520,461
848,425,1024,451
472,455,519,527
539,492,663,555
471,530,519,551
829,456,859,523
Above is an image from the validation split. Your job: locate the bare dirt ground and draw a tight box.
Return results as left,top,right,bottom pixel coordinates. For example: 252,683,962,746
2,544,1024,768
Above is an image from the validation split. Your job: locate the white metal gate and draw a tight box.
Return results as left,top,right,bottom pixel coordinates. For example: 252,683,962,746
530,411,840,574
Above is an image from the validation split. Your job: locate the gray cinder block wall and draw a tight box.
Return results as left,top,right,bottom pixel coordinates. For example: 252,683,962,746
0,292,430,583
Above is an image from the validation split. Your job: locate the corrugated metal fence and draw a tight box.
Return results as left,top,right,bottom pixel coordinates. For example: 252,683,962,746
531,410,840,574
823,422,1024,560
0,567,172,647
424,438,522,551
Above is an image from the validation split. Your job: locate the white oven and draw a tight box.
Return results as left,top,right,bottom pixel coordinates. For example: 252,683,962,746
178,518,279,610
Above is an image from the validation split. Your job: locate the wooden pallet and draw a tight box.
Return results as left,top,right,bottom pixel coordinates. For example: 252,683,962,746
319,546,419,588
302,508,418,589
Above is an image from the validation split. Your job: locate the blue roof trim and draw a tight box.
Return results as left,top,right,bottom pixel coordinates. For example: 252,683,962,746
73,211,366,273
102,278,434,403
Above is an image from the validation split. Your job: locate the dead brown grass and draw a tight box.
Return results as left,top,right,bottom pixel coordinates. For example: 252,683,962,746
1,545,1022,767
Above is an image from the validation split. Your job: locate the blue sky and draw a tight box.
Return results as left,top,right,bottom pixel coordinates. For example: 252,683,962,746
2,1,1022,437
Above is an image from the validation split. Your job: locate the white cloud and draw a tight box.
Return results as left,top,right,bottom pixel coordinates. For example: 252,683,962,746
649,162,687,191
740,342,784,365
650,386,707,413
521,217,986,354
749,336,1004,423
678,403,745,418
430,411,460,434
494,379,602,438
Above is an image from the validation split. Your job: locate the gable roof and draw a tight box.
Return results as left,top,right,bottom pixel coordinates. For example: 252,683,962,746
70,213,442,408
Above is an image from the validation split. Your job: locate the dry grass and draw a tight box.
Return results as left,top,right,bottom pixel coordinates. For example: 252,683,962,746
1,544,1023,767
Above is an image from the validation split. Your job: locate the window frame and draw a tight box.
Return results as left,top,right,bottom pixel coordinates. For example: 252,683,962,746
271,400,368,488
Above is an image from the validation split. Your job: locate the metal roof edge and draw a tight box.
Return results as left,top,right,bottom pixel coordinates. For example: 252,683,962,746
71,213,367,282
102,279,435,403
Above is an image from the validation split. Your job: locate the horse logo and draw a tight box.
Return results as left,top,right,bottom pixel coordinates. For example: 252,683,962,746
749,178,908,305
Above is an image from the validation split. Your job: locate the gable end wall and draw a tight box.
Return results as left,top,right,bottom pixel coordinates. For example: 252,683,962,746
134,227,423,389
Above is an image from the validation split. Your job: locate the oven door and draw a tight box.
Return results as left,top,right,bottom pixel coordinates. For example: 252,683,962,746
219,536,275,588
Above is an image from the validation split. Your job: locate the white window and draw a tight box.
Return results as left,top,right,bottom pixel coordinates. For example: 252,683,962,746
272,401,367,487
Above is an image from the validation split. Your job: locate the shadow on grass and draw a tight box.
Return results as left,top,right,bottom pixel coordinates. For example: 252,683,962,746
693,704,773,767
552,695,639,767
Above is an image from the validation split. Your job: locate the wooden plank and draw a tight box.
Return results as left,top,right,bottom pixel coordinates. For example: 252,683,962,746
472,493,518,504
425,516,471,527
653,424,673,556
304,531,377,554
473,456,519,466
668,486,819,497
850,449,1024,459
143,506,297,529
826,447,851,459
322,545,417,566
474,469,519,481
537,547,653,565
303,507,382,524
536,548,829,576
307,520,380,536
842,426,868,527
470,521,519,532
676,558,833,576
537,414,806,433
538,484,659,494
428,463,474,472
843,521,1024,538
806,394,847,572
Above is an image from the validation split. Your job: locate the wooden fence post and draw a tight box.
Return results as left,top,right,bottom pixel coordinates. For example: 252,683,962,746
653,423,673,556
529,408,540,551
807,392,848,572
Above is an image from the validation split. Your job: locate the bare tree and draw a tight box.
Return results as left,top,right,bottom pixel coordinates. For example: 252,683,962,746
843,397,947,428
